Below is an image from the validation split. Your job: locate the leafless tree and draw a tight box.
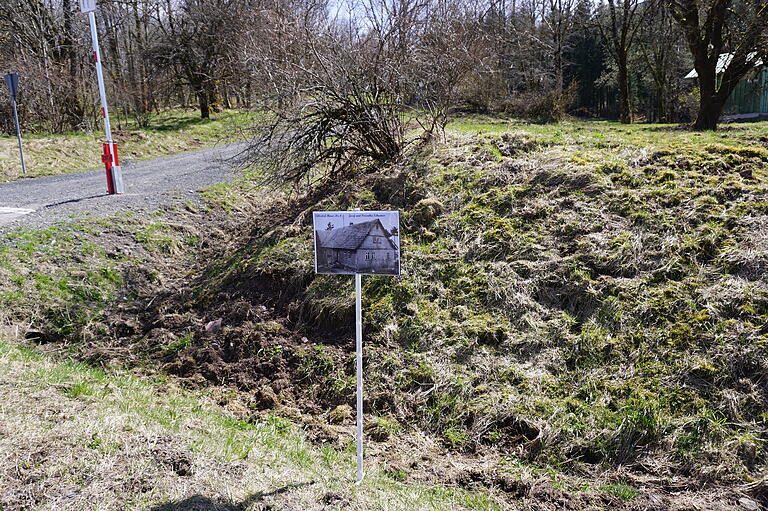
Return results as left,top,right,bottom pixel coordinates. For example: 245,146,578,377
235,0,479,187
151,0,236,118
665,0,768,130
637,5,690,122
545,0,577,92
595,0,646,123
4,0,758,134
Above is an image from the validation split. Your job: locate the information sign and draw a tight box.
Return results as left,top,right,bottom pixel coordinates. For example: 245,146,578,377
312,210,401,485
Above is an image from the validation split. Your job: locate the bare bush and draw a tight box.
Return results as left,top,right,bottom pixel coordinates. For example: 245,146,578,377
235,0,463,187
240,85,413,187
507,82,578,122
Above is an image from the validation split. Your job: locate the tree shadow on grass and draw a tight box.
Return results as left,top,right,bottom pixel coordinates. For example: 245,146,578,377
150,481,316,511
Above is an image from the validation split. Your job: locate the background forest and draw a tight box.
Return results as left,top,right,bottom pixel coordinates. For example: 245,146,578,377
1,0,766,136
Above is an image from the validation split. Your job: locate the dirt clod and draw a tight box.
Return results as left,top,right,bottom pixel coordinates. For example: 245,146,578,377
205,318,223,333
152,444,194,477
328,405,353,424
256,387,281,409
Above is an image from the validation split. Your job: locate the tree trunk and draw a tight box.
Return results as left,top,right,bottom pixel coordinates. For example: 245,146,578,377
209,82,223,113
665,0,768,132
654,91,664,123
617,56,632,123
198,90,210,119
694,65,720,130
693,98,723,131
652,74,667,122
554,29,564,93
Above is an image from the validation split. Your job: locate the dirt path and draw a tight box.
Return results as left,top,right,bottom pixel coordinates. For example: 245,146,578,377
0,142,246,231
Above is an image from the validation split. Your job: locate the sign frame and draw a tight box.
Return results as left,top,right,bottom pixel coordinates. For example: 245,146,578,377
312,210,401,276
3,73,26,175
3,73,18,99
79,0,96,13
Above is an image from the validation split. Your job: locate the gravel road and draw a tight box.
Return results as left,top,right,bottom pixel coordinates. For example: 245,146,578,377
0,142,245,232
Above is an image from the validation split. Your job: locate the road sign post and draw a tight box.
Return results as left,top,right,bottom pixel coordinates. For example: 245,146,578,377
312,210,401,485
80,0,124,194
4,73,27,175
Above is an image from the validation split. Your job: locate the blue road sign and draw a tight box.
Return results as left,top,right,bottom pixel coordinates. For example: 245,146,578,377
3,73,19,99
3,72,26,174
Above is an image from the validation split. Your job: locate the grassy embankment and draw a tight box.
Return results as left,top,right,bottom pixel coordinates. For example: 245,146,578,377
1,116,767,509
0,212,500,510
0,109,254,182
193,117,768,502
0,333,500,510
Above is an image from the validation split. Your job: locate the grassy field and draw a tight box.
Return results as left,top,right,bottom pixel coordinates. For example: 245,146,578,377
189,116,768,506
1,116,767,509
0,109,254,182
0,332,501,510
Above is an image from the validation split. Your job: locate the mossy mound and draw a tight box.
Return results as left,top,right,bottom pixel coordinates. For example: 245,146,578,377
97,121,768,489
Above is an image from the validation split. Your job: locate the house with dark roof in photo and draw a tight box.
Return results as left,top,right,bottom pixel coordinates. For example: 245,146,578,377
315,219,399,275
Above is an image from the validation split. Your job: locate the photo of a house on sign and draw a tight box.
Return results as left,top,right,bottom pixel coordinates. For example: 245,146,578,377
313,211,401,275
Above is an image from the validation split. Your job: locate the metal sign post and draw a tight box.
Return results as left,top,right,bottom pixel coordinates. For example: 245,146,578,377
3,73,27,175
312,210,401,485
355,272,364,484
81,0,124,194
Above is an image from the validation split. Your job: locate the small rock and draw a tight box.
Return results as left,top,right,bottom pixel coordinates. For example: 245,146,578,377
738,497,760,511
329,405,353,424
205,318,223,333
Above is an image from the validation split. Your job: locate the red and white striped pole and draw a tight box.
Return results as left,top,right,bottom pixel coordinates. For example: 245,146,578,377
80,0,124,194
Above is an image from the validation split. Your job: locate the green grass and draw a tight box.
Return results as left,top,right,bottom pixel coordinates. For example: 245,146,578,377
0,334,503,510
194,115,768,483
2,114,767,507
447,117,768,168
0,109,255,182
0,223,123,339
599,483,640,501
0,213,201,341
